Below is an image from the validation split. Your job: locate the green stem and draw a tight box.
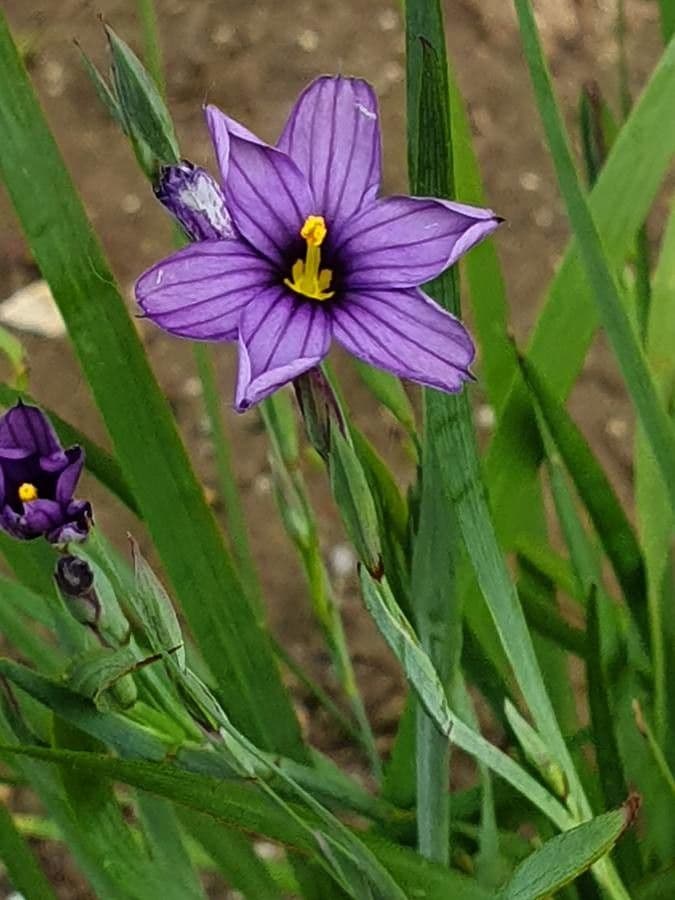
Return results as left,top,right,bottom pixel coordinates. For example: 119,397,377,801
137,0,165,93
193,345,262,608
270,637,363,746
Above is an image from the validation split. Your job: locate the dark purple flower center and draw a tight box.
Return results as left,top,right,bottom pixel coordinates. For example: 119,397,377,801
1,453,61,513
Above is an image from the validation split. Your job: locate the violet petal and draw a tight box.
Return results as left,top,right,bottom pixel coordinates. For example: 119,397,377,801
22,498,64,536
336,196,501,289
235,287,331,411
55,447,85,505
277,76,381,233
205,105,314,266
332,287,475,393
136,239,275,341
0,402,62,457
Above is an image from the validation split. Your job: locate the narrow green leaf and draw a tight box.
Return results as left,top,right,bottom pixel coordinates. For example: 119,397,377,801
329,427,382,576
52,717,168,900
193,345,261,606
636,200,675,744
447,59,515,409
514,1,675,516
136,794,206,900
406,5,464,864
106,25,178,165
0,799,57,900
485,33,675,542
518,354,645,620
498,799,638,900
179,809,284,900
657,0,675,43
76,43,126,129
586,591,643,883
358,569,572,830
0,12,303,757
351,360,417,436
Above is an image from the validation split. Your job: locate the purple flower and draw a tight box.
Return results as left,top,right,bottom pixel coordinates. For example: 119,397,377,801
0,402,91,543
136,76,501,411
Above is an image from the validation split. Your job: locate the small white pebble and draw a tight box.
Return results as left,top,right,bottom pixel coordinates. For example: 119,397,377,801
296,28,319,52
378,8,399,31
211,22,235,45
253,473,272,496
121,193,141,215
519,171,541,192
43,59,65,97
534,206,554,229
476,404,496,431
381,61,404,85
330,543,356,577
606,417,628,440
181,376,203,399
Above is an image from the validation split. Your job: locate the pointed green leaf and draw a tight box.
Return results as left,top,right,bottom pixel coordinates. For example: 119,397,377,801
498,799,638,899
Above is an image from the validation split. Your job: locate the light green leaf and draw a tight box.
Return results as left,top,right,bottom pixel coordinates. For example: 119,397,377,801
498,799,638,899
358,569,572,830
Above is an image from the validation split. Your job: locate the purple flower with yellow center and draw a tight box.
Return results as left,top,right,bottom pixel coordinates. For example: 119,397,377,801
136,76,501,411
0,402,91,543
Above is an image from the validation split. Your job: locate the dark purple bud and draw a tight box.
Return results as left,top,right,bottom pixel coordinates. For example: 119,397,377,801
154,161,234,242
0,402,91,544
55,555,99,626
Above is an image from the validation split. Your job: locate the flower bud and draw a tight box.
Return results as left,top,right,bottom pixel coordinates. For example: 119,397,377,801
55,555,100,626
293,367,345,462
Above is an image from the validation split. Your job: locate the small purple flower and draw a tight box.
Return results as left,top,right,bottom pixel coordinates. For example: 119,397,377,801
136,76,501,411
0,402,91,543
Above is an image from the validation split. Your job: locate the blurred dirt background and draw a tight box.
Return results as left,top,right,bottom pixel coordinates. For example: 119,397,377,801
0,0,666,896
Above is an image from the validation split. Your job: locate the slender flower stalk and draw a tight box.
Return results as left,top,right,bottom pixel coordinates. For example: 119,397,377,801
135,76,500,411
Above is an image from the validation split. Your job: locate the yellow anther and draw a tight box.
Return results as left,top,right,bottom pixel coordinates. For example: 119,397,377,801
285,215,334,301
18,482,38,503
300,215,327,247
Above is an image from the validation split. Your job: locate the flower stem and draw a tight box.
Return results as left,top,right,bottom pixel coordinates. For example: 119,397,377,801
193,344,262,608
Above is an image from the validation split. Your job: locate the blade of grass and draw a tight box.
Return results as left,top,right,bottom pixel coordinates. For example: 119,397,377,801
405,4,464,862
0,799,58,900
485,33,675,542
359,569,573,830
636,201,675,746
193,345,262,606
658,0,675,42
447,58,515,409
513,0,675,517
517,355,645,628
587,592,643,883
406,0,601,873
0,12,303,757
135,794,206,900
178,809,284,900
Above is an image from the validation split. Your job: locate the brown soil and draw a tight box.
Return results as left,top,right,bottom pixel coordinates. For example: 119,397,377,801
0,0,663,896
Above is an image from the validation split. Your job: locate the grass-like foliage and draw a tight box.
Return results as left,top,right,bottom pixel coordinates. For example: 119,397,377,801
0,0,673,897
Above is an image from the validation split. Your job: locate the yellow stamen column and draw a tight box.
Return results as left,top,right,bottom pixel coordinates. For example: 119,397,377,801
284,215,334,301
